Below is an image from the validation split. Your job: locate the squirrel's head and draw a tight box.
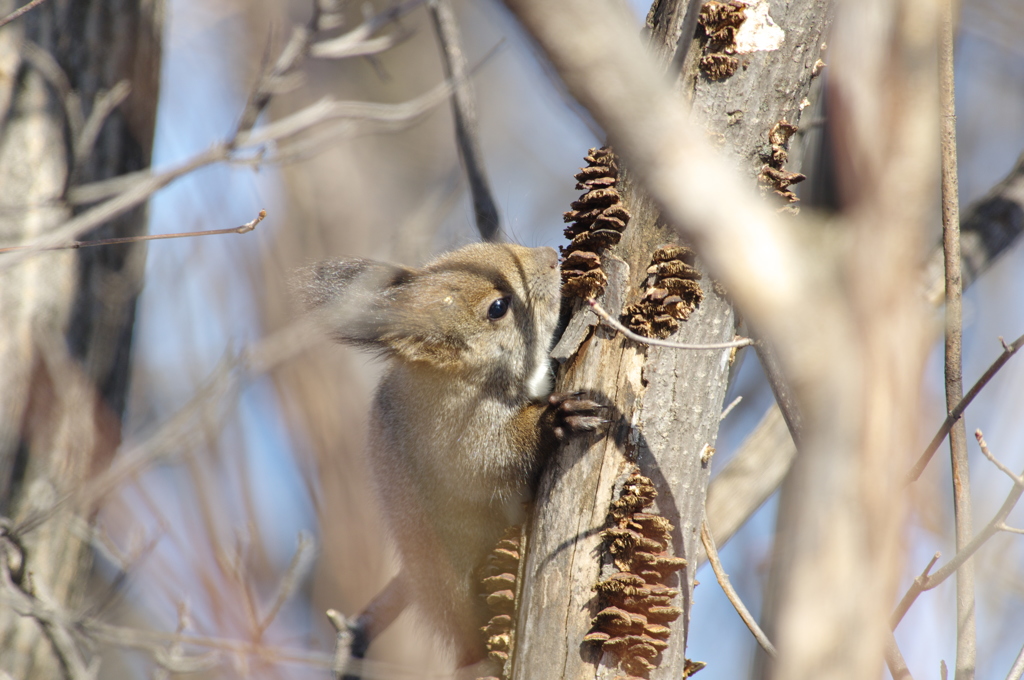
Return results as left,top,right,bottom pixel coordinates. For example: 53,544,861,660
300,243,562,400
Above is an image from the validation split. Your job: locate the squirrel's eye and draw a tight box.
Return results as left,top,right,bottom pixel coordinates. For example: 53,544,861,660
487,296,511,320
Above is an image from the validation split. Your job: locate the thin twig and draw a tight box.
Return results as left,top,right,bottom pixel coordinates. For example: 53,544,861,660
891,552,941,628
0,80,452,267
976,430,1023,484
0,0,48,29
906,332,1024,483
700,520,777,657
74,80,132,169
21,40,84,137
427,0,500,241
720,395,742,421
588,299,754,350
11,317,319,538
1005,641,1024,680
894,434,1024,621
0,210,266,254
938,0,975,674
310,0,422,59
0,536,99,680
235,25,311,138
258,533,316,636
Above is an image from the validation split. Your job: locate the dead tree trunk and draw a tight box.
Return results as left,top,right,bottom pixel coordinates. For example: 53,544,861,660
509,1,833,678
0,2,161,676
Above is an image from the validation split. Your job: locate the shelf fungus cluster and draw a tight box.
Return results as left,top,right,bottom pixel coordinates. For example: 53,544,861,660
476,526,522,680
697,1,747,80
622,245,704,339
759,119,806,210
584,471,688,679
561,147,631,300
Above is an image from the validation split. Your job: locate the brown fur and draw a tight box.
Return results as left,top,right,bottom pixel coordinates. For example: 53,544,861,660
301,243,562,667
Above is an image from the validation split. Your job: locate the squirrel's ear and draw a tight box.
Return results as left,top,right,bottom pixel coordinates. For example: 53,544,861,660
296,258,419,350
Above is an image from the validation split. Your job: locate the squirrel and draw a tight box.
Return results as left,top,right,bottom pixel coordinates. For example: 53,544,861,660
300,242,602,675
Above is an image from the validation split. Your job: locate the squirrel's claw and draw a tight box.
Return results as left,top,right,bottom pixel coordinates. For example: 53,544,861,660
548,393,607,441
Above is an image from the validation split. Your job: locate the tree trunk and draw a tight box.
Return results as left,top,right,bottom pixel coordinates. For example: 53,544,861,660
0,1,161,676
509,0,833,678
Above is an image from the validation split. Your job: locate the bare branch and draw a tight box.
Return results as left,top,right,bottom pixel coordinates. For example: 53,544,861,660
720,396,742,422
0,535,99,680
894,434,1024,616
236,80,452,148
0,77,451,266
0,210,266,254
588,300,753,350
0,0,48,29
309,0,422,59
258,532,316,636
11,317,320,537
884,631,915,680
976,430,1024,485
73,80,132,169
938,0,976,673
20,40,84,138
703,406,795,561
891,552,941,628
700,520,777,657
710,147,1024,557
235,25,312,138
906,332,1024,483
427,0,500,241
83,619,334,670
1005,641,1024,680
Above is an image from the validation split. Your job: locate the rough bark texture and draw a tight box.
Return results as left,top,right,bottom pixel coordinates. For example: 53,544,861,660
509,1,832,678
0,1,162,676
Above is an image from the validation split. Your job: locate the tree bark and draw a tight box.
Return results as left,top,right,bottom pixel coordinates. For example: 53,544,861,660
0,1,162,676
508,1,833,678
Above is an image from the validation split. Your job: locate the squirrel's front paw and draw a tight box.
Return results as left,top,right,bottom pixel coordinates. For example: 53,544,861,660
547,392,607,441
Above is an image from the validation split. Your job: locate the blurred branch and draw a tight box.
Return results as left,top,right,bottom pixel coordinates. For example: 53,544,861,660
700,520,776,657
1006,641,1024,680
2,521,331,676
0,0,48,29
11,317,320,537
712,189,1024,560
894,432,1024,621
427,0,500,241
235,25,312,137
0,0,440,268
0,79,451,268
0,210,266,254
0,533,99,680
906,331,1024,484
20,40,84,138
703,405,794,559
84,619,333,670
238,1,423,136
309,0,422,59
73,80,131,170
258,533,316,637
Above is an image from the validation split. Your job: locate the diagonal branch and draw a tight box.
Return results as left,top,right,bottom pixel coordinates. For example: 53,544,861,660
700,520,776,657
906,331,1024,484
427,0,500,241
